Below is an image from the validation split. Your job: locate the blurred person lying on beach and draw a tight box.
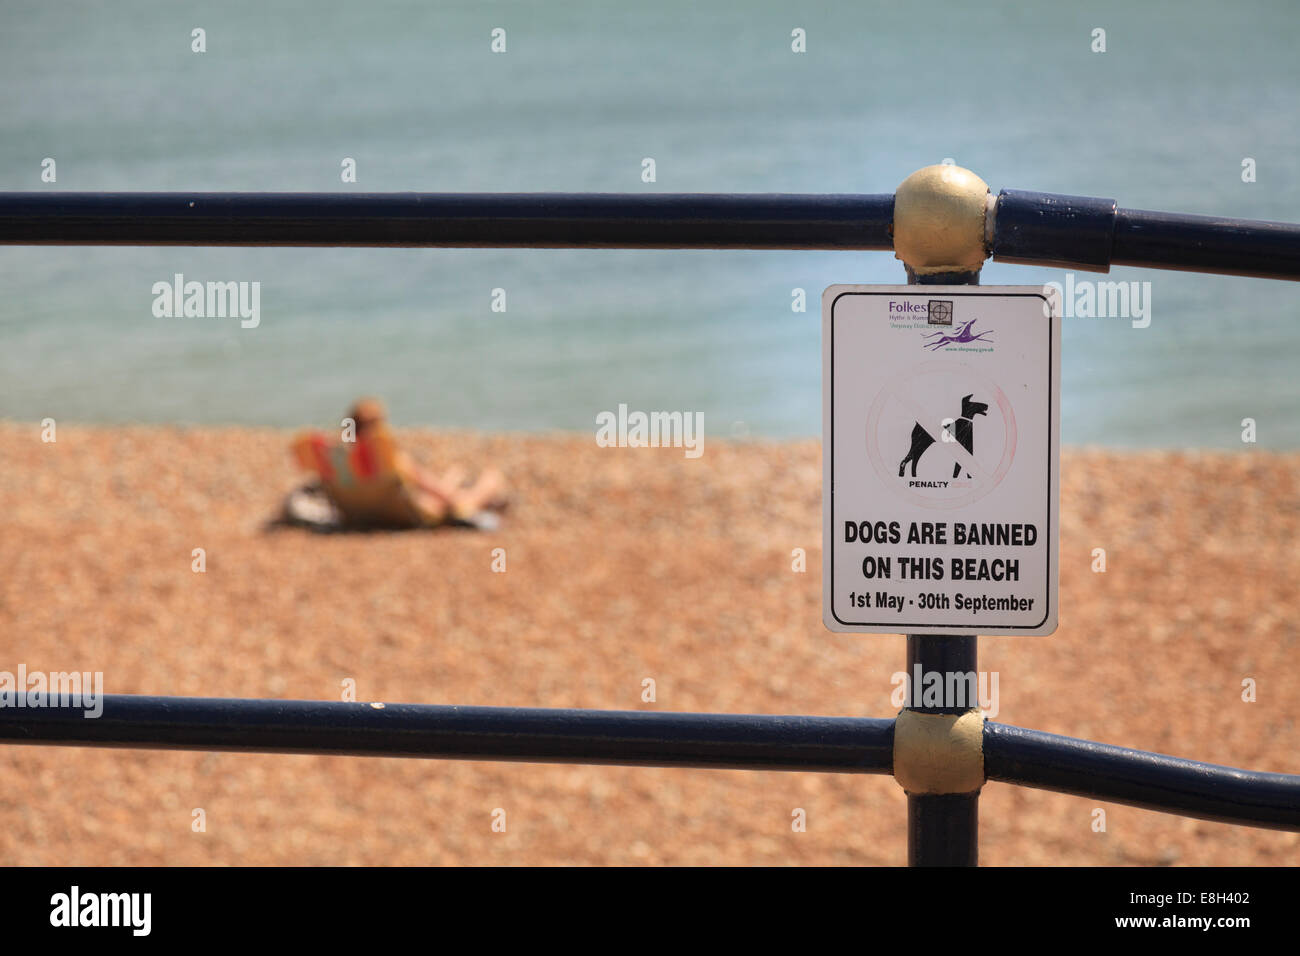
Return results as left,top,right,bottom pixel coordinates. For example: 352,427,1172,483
284,398,507,531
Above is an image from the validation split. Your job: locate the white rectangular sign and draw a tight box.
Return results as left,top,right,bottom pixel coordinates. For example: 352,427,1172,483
823,285,1060,636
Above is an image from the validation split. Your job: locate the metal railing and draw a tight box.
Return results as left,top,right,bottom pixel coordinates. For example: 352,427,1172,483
3,189,1299,280
2,180,1298,865
3,695,1297,830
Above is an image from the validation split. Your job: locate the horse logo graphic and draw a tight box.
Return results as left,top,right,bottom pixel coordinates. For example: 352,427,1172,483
921,318,993,351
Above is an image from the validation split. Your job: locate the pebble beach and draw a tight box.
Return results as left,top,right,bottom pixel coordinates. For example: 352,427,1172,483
0,422,1297,865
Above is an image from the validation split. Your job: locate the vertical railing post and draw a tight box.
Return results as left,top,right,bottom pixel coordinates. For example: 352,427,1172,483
904,634,980,865
904,259,981,867
891,164,992,866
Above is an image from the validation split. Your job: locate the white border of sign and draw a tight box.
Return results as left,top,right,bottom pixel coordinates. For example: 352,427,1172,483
822,285,1061,636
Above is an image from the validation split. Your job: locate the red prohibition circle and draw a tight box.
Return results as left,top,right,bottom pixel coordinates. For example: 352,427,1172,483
864,360,1018,510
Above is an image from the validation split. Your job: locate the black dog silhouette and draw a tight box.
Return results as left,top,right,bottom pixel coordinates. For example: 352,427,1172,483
897,394,989,479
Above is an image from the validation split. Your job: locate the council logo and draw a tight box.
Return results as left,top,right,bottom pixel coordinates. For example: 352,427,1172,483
927,299,953,325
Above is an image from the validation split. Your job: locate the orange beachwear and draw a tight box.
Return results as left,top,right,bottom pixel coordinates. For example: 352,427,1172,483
291,423,446,528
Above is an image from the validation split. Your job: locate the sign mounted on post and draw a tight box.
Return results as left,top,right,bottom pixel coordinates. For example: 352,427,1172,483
823,286,1060,636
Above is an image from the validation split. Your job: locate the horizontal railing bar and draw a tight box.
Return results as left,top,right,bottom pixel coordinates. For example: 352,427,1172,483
1,189,1298,279
984,722,1300,831
0,694,896,773
990,188,1300,280
1110,207,1300,278
5,696,1299,830
0,192,896,249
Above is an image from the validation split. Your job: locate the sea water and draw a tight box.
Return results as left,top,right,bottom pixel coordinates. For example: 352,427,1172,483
0,0,1297,448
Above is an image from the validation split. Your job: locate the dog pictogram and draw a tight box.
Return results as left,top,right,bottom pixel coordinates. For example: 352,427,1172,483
897,394,990,478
